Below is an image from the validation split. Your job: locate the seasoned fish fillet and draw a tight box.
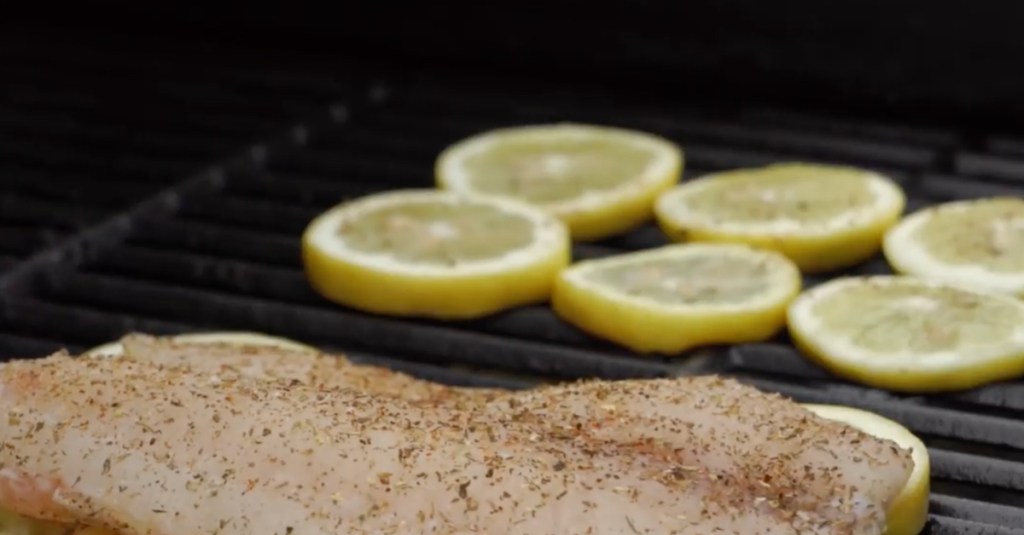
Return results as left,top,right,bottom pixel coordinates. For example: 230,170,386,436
0,353,912,534
113,332,909,523
118,334,496,404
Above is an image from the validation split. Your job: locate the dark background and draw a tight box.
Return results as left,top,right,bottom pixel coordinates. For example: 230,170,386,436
6,1,1024,130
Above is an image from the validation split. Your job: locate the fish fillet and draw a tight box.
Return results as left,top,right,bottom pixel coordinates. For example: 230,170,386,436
117,334,497,404
0,352,912,534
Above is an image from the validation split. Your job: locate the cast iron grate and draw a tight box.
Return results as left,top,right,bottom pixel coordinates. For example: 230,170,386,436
0,36,355,279
2,54,1024,533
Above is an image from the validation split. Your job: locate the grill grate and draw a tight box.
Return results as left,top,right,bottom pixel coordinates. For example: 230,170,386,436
0,37,357,273
2,44,1024,534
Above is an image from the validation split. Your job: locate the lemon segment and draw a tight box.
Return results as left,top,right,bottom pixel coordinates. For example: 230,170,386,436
82,331,317,358
302,189,571,319
551,243,801,353
884,197,1024,297
788,276,1024,392
654,163,906,273
803,404,930,535
436,123,683,241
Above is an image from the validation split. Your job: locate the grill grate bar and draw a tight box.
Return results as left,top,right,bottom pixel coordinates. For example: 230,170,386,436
344,349,540,390
42,271,672,380
4,70,329,116
955,152,1024,183
0,194,109,230
683,143,819,172
270,145,430,186
0,227,64,257
728,344,1024,413
595,224,672,251
176,194,324,235
0,167,159,206
0,99,285,139
931,449,1024,493
0,104,340,306
85,246,321,304
737,107,961,147
733,375,1024,449
5,75,327,118
310,126,449,159
223,169,385,206
129,218,301,267
928,516,1024,535
931,495,1024,528
0,42,358,101
90,240,616,348
658,121,939,169
0,142,203,183
0,333,82,358
372,99,941,170
306,118,915,186
919,174,1024,201
392,83,956,152
0,113,243,159
0,299,193,349
986,137,1024,157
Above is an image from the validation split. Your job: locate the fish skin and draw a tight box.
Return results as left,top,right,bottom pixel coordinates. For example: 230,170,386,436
0,351,911,535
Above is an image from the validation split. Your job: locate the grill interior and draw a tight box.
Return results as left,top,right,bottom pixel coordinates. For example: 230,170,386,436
3,37,1024,534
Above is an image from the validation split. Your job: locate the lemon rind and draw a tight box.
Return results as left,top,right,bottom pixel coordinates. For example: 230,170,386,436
883,199,1024,296
82,341,125,358
83,331,317,358
169,332,317,352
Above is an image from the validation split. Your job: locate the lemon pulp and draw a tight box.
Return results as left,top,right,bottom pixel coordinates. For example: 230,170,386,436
789,276,1024,392
552,243,801,353
884,197,1024,296
303,189,570,319
655,162,906,272
436,123,683,240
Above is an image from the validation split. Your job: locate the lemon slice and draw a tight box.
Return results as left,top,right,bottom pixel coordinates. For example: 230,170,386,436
803,404,930,535
884,197,1024,296
82,331,317,358
81,340,128,358
654,162,906,273
436,123,683,241
302,189,570,319
789,275,1024,392
551,243,801,353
